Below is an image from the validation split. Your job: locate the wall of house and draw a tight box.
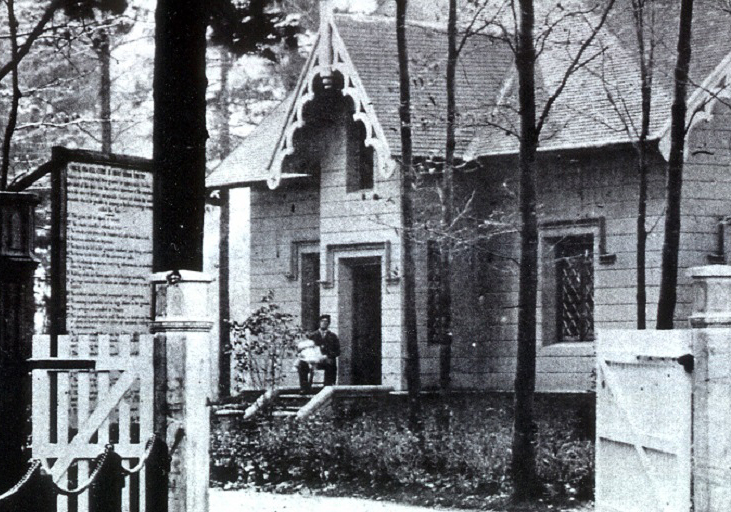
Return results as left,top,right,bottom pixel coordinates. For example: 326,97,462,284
414,140,730,393
247,93,409,390
681,98,731,277
316,101,405,389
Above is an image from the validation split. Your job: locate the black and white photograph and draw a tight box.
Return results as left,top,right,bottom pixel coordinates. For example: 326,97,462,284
0,0,730,510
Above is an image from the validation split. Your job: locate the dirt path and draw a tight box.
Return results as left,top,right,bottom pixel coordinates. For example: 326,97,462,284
210,488,594,512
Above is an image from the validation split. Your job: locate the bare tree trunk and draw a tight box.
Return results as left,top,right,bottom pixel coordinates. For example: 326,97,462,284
152,0,208,271
98,27,112,153
657,0,694,329
632,0,653,330
396,0,421,426
1,0,20,191
218,50,233,398
438,0,457,393
513,0,541,499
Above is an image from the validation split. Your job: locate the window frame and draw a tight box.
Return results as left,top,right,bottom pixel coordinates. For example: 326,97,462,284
538,219,600,356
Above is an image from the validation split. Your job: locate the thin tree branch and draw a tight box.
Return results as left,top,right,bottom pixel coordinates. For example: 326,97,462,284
0,0,65,83
1,0,20,190
536,0,616,136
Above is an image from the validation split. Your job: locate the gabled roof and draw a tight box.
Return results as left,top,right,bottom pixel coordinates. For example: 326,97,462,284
466,0,731,158
206,97,293,189
207,0,731,190
336,14,513,157
207,8,513,189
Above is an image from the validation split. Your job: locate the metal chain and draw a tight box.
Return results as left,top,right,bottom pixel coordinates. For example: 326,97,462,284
0,460,41,502
120,434,158,476
2,434,160,500
53,444,113,496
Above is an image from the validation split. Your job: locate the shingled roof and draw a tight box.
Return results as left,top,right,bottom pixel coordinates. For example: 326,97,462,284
336,14,513,157
466,0,731,157
207,11,513,189
207,0,731,189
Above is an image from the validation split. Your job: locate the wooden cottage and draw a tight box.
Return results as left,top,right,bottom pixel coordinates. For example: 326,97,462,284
207,0,731,392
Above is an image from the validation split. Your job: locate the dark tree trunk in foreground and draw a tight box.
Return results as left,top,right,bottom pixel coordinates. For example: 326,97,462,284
657,0,694,329
218,50,233,397
513,0,541,499
396,0,421,425
631,0,653,330
437,0,457,393
153,0,208,271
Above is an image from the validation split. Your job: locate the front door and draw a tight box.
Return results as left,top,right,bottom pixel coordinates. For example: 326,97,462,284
351,263,381,385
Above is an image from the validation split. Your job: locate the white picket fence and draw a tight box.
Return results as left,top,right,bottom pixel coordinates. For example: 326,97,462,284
31,333,154,512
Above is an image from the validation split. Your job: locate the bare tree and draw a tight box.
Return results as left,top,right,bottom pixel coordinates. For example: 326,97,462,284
153,0,208,272
437,0,458,393
510,0,615,498
656,0,695,329
631,0,654,329
592,0,658,329
1,0,21,190
396,0,422,425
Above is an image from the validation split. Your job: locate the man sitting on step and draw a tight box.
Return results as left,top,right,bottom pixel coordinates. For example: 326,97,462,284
296,314,340,393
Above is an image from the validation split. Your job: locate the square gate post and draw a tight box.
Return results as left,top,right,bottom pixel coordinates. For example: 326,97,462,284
150,270,213,512
689,265,731,512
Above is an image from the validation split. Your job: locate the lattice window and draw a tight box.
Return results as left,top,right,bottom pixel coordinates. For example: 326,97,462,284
555,235,594,342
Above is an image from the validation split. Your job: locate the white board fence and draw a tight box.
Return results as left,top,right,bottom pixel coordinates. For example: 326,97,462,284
31,333,154,512
596,330,693,512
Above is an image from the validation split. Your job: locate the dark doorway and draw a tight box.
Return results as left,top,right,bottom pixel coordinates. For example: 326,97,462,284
351,262,382,385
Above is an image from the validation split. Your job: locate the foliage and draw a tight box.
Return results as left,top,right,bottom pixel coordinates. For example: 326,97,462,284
228,292,303,390
210,394,595,507
208,0,303,60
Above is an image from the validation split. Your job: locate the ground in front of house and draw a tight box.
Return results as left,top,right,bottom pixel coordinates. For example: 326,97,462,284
210,488,594,512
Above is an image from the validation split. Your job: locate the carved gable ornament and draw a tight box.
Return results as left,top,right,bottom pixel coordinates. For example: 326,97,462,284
267,5,395,189
658,51,731,161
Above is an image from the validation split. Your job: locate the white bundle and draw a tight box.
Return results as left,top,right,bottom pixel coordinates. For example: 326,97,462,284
296,339,327,365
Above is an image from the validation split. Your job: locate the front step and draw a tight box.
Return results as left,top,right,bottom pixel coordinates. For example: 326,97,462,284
268,388,323,417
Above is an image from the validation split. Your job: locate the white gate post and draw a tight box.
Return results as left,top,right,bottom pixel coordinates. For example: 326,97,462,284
150,270,213,512
689,265,731,512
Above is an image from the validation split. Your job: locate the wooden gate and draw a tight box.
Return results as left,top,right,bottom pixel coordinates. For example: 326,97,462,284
31,333,154,511
596,330,693,512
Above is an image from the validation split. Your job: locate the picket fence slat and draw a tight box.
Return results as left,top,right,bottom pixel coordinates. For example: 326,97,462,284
98,334,111,447
31,333,155,512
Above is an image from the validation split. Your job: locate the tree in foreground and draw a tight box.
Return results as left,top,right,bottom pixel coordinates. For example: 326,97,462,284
509,0,615,498
153,0,208,272
656,0,695,329
395,0,422,427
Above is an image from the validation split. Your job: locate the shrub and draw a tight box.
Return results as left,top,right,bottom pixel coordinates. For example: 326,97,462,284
211,394,595,505
228,292,303,390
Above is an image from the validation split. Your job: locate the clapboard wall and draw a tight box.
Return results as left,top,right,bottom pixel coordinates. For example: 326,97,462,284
413,131,731,393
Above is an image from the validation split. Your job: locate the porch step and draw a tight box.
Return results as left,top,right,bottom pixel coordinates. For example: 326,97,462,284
268,388,323,418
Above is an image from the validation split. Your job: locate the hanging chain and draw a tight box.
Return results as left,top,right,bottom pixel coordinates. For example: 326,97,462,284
0,460,41,502
120,433,158,476
1,433,160,501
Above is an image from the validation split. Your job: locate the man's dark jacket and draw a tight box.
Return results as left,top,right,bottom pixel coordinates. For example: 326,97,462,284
307,329,341,359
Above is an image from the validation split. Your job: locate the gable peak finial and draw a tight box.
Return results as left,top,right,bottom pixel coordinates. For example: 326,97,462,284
320,0,334,29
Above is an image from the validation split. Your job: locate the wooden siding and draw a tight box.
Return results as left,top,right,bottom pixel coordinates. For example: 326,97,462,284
248,97,408,389
246,97,731,393
414,132,730,392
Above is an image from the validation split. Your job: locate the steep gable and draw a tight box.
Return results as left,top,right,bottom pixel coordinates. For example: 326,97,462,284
207,8,513,190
